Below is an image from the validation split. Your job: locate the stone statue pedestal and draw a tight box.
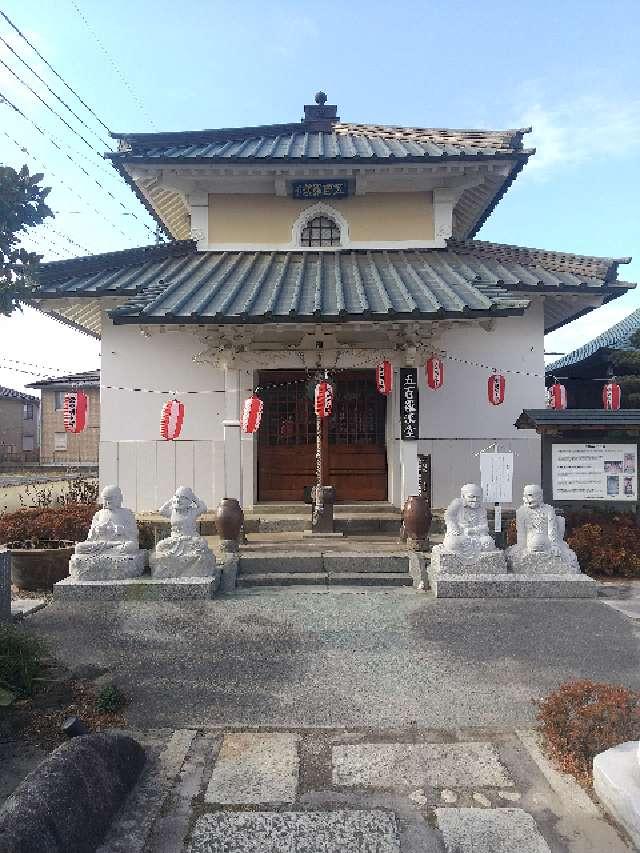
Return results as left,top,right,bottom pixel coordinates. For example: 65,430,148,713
150,535,217,579
69,552,145,581
431,546,507,576
507,548,579,575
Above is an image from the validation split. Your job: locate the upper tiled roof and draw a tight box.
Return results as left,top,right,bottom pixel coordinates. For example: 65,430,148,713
109,121,532,164
546,308,640,372
26,370,100,390
0,386,38,403
516,408,640,429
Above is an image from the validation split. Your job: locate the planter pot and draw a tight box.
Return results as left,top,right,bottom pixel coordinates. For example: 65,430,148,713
215,498,244,542
8,540,74,591
402,496,432,544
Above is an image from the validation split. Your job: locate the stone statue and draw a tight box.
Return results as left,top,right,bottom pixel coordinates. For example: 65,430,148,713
507,485,579,574
430,484,506,576
70,485,145,580
150,486,217,579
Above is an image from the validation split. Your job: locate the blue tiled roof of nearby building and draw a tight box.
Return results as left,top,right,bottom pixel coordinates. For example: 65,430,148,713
109,122,533,164
546,308,640,372
35,239,634,327
26,370,100,390
0,386,38,403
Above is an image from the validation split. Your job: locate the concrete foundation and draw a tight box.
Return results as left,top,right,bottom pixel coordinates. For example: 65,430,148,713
54,575,218,601
428,570,598,598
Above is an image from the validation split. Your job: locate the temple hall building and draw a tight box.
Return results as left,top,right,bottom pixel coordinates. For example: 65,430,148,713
32,94,634,511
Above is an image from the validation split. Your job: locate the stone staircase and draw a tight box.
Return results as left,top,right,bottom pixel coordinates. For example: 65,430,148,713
237,551,415,588
242,502,406,535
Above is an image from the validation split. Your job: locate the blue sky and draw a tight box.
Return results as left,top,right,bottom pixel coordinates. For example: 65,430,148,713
1,0,639,391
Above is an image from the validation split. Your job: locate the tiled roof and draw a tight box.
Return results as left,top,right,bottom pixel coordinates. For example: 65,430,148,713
516,408,640,429
109,122,532,164
0,386,38,403
26,370,100,390
546,308,640,372
34,237,634,328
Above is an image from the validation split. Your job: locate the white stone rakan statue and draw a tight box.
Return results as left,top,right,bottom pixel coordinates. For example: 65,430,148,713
70,485,145,580
507,485,579,574
431,484,506,575
149,486,217,579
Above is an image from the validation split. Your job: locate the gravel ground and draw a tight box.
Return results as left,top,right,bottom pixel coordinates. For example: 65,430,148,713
23,588,640,730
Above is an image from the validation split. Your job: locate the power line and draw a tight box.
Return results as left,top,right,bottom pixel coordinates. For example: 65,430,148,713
3,130,133,240
1,356,80,373
68,0,159,131
0,8,112,135
0,33,112,149
0,90,158,238
0,55,106,158
45,227,92,255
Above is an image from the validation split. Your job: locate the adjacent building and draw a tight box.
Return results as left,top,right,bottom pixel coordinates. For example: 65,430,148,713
0,386,39,463
31,95,634,510
26,371,100,466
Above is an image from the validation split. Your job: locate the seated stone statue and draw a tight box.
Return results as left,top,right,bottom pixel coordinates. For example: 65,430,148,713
150,486,217,579
507,485,579,574
70,485,145,580
431,484,506,575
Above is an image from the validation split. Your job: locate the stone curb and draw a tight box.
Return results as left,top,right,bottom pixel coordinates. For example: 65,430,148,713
0,733,145,853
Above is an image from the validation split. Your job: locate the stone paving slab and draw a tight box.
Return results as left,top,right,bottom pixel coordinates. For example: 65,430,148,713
10,598,46,617
435,808,551,853
332,742,512,788
204,733,299,804
187,810,400,853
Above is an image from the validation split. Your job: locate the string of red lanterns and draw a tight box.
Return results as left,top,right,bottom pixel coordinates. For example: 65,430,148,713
241,394,263,434
314,380,334,418
603,381,622,410
487,373,506,406
546,382,567,410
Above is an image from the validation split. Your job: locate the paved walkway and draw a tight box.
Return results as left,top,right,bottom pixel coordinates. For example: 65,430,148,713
98,725,634,852
27,588,640,730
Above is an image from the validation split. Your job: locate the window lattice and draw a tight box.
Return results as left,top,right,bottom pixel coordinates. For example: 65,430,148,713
300,216,341,247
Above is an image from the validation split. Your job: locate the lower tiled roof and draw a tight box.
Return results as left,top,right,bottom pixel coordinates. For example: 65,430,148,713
35,240,634,328
546,308,640,372
26,370,100,390
0,386,38,403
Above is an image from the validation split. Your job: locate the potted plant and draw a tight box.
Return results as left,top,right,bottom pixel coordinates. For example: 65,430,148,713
0,504,95,591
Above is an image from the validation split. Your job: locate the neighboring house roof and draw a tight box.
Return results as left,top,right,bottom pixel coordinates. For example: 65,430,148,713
515,408,640,430
26,370,100,390
0,386,38,403
546,308,640,373
34,239,633,331
109,122,532,164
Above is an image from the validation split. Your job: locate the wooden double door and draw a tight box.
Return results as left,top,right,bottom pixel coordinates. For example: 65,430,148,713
257,370,387,502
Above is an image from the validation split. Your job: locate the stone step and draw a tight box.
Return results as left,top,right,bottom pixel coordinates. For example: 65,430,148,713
237,572,413,588
242,515,403,534
247,502,400,516
430,572,599,599
238,553,410,575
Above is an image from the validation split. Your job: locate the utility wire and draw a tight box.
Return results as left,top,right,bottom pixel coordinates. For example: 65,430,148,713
2,130,131,240
0,55,107,158
0,33,112,149
68,0,159,131
0,90,158,238
45,226,92,255
0,7,112,134
1,356,80,373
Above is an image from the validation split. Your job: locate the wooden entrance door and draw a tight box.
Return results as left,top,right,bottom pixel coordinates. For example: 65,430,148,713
257,370,387,502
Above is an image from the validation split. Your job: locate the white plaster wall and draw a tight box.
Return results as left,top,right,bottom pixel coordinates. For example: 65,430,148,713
100,317,226,442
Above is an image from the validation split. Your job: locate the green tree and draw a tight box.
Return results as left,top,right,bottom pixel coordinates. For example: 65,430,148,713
607,329,640,408
0,164,53,315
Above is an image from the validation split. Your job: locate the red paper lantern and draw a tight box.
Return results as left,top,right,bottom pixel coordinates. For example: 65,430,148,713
63,391,88,433
487,373,505,406
603,382,621,410
426,356,444,390
241,395,263,433
315,381,334,418
376,361,393,395
547,382,567,410
160,399,185,440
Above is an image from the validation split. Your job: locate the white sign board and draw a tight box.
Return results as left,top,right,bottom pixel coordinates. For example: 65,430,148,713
480,452,514,503
552,443,638,501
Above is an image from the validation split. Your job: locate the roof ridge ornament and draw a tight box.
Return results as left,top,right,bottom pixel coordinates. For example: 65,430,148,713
303,91,339,131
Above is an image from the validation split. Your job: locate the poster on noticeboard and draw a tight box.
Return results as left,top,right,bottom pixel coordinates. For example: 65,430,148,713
552,443,638,501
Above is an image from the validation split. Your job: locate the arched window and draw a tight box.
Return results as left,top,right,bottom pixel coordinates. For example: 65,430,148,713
299,215,341,247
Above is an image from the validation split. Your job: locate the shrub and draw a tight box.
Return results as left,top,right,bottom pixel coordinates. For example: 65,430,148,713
0,503,96,546
537,679,640,785
95,683,126,714
0,625,44,702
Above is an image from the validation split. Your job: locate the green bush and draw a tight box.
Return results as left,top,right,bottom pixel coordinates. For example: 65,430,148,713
0,625,44,703
95,683,126,714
